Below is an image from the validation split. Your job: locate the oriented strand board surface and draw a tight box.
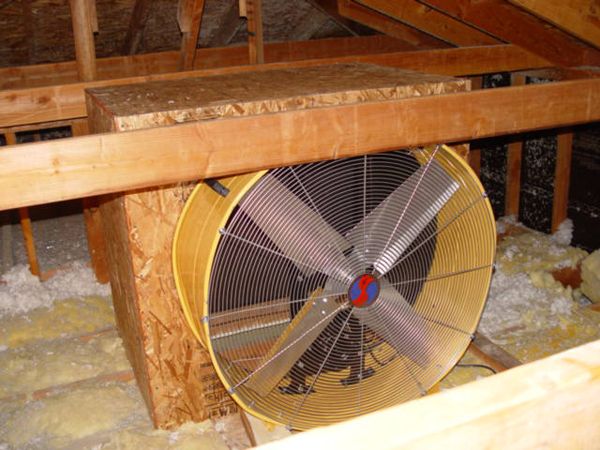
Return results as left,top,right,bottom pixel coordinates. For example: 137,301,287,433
87,63,468,429
87,63,469,130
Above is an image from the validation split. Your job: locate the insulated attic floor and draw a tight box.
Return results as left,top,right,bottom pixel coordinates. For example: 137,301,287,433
1,214,599,449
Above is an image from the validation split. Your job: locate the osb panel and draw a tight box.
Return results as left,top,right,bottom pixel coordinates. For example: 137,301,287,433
86,63,469,131
123,183,237,427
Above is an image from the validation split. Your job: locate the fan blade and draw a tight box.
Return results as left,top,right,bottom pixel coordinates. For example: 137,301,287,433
244,284,345,396
346,158,458,276
239,175,354,282
353,283,431,367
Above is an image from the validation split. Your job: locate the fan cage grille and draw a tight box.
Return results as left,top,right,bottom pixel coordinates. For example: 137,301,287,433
173,145,496,430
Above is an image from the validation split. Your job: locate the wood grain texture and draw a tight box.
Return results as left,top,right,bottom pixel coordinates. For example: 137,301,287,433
258,339,600,449
178,0,206,70
337,0,448,48
69,0,97,82
419,0,600,67
509,0,600,50
0,76,598,211
0,45,550,128
246,0,264,64
357,0,500,46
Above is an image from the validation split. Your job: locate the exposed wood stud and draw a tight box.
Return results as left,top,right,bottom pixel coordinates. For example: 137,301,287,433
337,0,448,49
0,77,598,211
71,119,110,284
122,0,152,55
178,0,206,71
418,0,600,67
4,131,40,277
246,0,264,64
87,0,99,33
69,0,97,81
508,0,600,50
468,76,483,177
552,131,574,232
505,73,526,217
357,0,500,46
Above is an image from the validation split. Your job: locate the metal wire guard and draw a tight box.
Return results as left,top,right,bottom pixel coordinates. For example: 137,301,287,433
172,145,496,430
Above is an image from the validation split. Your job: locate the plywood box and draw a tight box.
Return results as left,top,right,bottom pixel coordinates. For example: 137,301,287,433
85,63,469,429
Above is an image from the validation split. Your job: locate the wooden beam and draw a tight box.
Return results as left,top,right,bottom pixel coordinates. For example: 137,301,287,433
246,0,265,64
0,45,551,128
258,339,600,449
467,76,483,177
69,0,97,81
418,0,600,67
357,0,500,46
469,332,521,373
0,36,525,90
552,132,574,232
3,131,40,277
0,77,598,211
178,0,206,70
337,0,449,49
121,0,152,55
508,0,600,50
505,73,526,217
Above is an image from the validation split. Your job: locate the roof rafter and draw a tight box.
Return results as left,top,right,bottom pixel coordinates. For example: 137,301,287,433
508,0,600,50
337,0,449,49
417,0,600,67
356,0,500,46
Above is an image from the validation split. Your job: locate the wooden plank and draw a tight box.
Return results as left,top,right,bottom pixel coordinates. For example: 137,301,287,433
246,0,264,64
121,0,152,55
509,0,600,50
469,332,522,373
258,339,600,448
178,0,206,70
337,0,448,48
552,132,574,232
357,0,500,46
0,36,527,90
0,77,598,211
505,73,526,217
69,0,97,81
419,0,600,67
0,45,551,128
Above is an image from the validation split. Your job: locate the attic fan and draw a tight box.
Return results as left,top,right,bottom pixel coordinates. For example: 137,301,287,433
173,144,496,430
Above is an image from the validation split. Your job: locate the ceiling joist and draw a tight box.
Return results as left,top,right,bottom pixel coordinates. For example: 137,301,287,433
0,45,550,128
0,77,598,211
355,0,500,46
417,0,600,67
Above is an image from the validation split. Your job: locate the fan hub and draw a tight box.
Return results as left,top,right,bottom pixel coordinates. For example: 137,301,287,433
348,274,380,308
